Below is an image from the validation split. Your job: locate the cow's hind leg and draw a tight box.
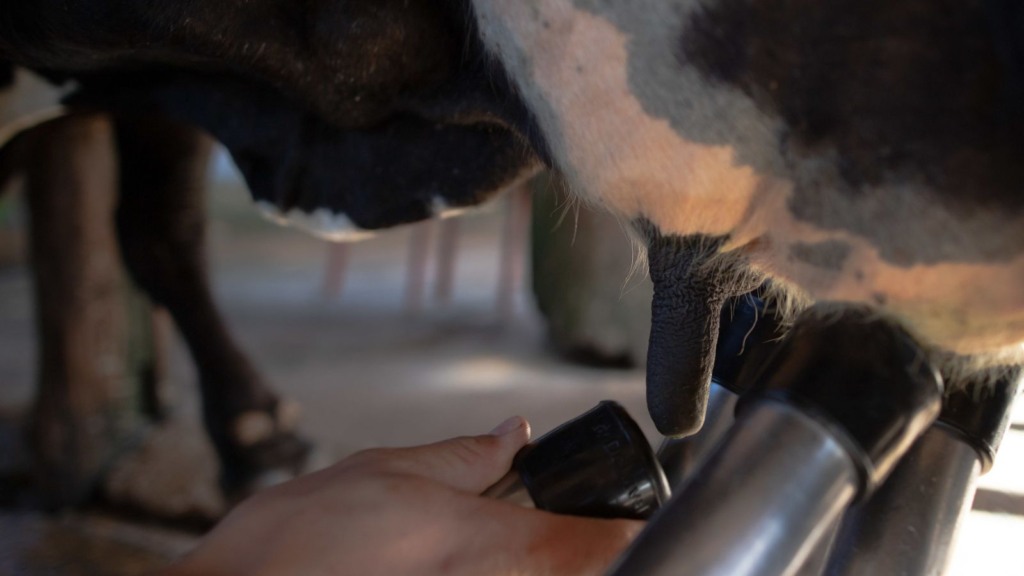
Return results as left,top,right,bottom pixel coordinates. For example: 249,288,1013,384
22,113,145,507
113,115,310,495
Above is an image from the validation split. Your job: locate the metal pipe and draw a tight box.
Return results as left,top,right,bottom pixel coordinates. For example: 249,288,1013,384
824,425,980,576
613,309,943,576
823,368,1022,576
656,383,738,488
610,401,860,576
792,518,841,576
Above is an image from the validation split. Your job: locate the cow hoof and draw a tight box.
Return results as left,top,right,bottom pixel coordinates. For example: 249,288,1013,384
232,400,303,447
221,430,314,498
104,418,227,523
221,401,316,499
274,399,303,432
233,411,276,447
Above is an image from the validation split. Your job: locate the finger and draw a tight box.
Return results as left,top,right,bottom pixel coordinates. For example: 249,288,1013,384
385,416,531,492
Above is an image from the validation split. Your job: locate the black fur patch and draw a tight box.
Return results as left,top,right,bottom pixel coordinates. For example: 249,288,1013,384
676,0,1024,266
3,0,550,229
789,240,851,272
70,71,538,229
1,0,551,160
0,61,12,88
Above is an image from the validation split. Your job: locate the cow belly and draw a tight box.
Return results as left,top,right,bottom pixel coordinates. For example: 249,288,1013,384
807,257,1024,359
472,0,783,234
473,0,1024,358
731,180,1024,356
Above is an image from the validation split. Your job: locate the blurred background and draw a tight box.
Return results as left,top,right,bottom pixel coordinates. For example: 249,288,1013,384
0,87,1022,574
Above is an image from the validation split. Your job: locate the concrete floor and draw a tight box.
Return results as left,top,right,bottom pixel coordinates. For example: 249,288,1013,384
1,176,1022,575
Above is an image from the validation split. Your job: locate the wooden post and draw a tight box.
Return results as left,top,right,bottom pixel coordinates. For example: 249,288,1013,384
433,218,460,307
496,184,531,320
321,243,350,301
404,220,435,314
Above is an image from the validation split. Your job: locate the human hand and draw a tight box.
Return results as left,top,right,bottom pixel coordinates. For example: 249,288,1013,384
161,417,643,576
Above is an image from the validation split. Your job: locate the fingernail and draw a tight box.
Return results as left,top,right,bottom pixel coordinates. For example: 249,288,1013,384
489,416,523,436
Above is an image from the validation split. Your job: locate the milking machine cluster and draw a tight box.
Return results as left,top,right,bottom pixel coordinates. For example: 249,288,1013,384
488,293,1022,575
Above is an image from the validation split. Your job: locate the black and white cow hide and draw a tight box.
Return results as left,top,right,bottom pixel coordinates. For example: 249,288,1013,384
2,0,1022,441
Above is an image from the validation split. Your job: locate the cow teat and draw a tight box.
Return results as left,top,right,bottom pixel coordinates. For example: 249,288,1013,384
638,220,763,437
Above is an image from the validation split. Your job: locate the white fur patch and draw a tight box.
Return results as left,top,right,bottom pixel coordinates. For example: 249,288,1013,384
431,196,471,219
255,201,376,242
255,196,483,242
0,69,75,149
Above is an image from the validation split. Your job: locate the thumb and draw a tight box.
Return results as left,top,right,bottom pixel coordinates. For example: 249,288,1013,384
388,416,531,493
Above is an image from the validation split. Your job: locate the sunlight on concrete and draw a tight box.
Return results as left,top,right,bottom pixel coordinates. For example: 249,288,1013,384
950,511,1024,576
979,432,1024,497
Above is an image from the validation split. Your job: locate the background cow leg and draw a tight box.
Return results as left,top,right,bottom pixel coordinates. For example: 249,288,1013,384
113,115,310,495
23,114,154,508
